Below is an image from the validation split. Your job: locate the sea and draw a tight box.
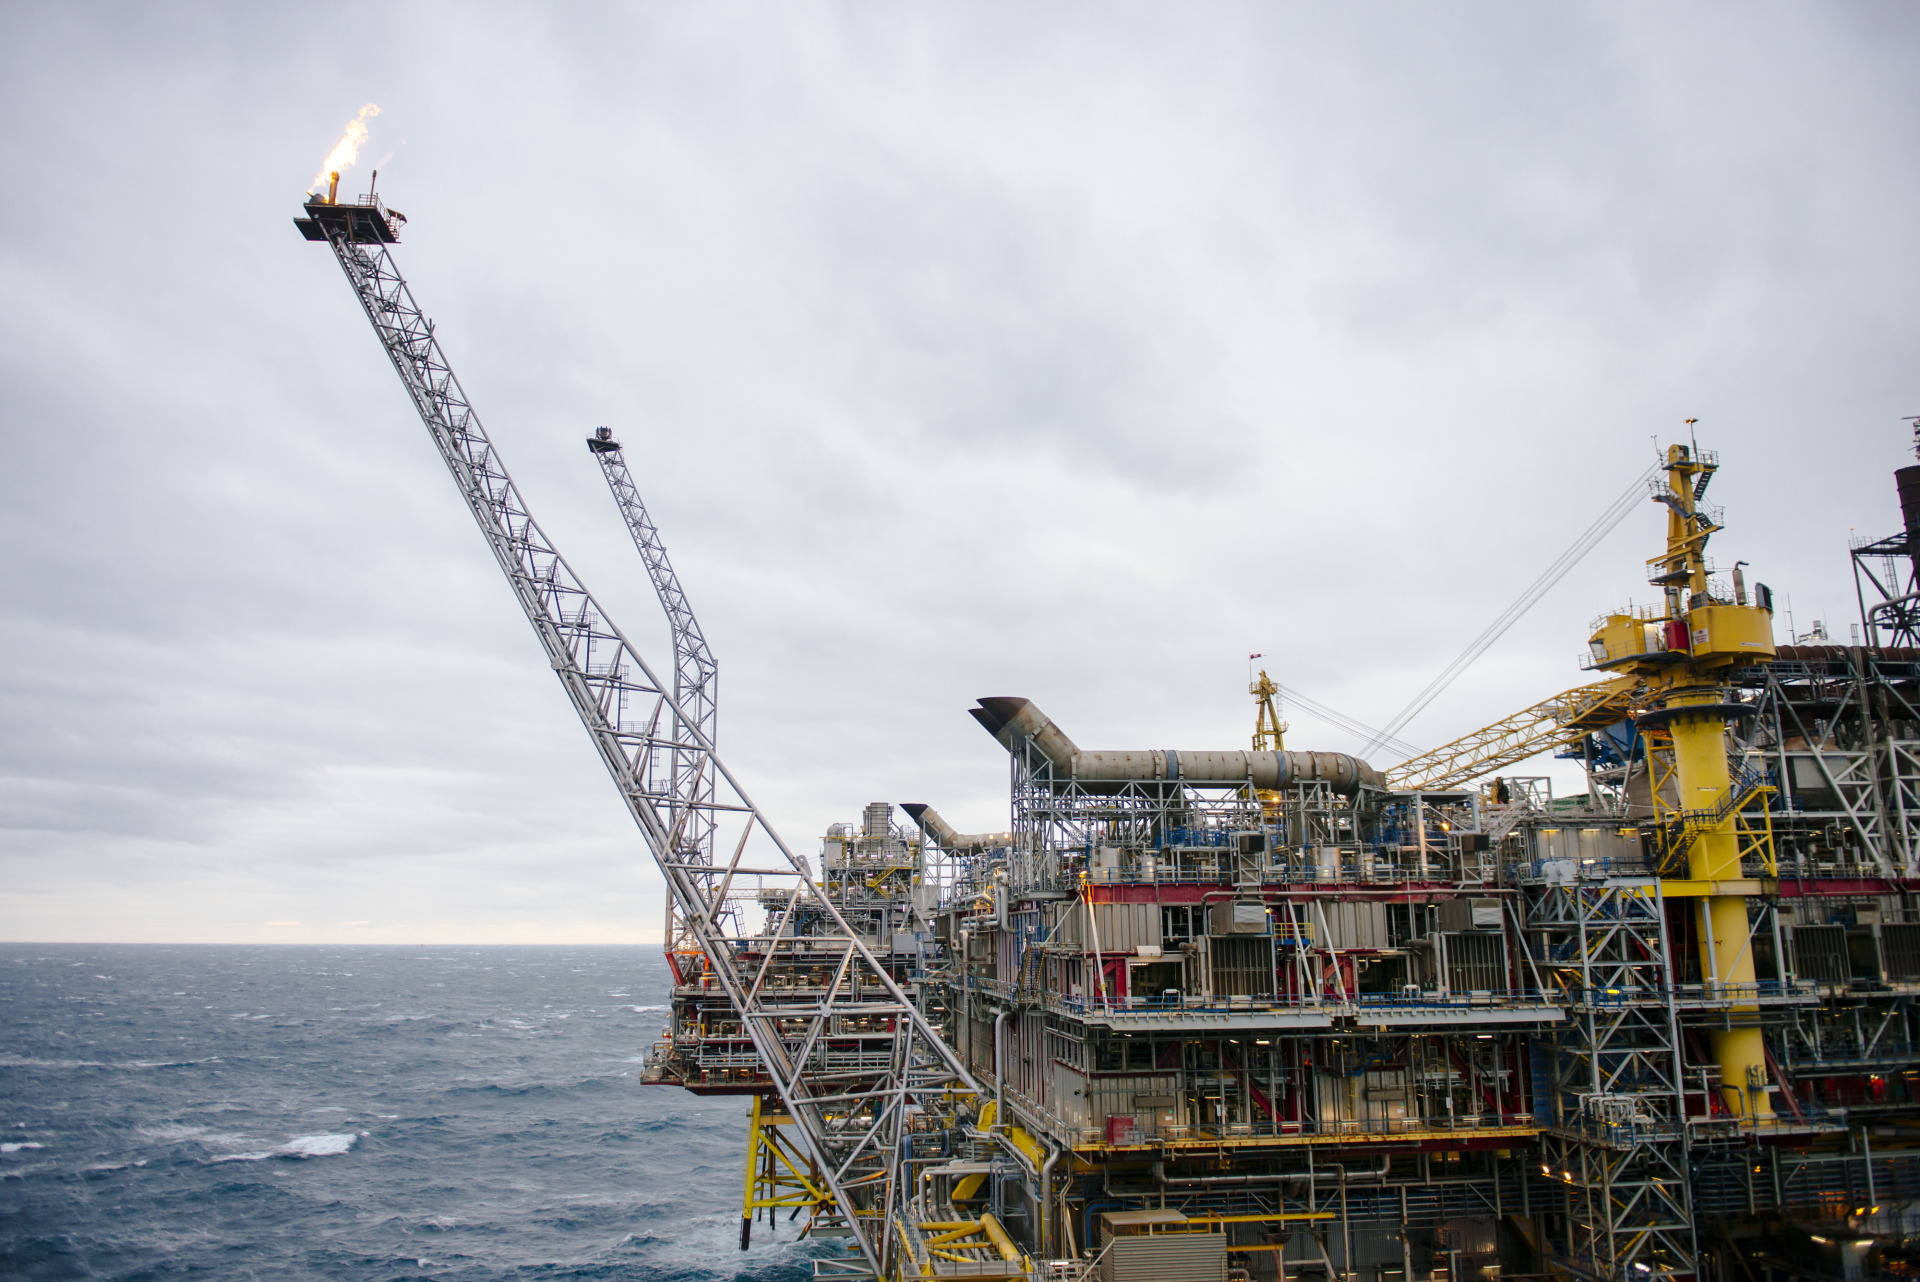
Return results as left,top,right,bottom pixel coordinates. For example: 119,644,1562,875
0,944,831,1281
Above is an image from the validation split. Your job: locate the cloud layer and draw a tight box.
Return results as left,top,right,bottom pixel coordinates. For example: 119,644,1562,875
3,3,1917,941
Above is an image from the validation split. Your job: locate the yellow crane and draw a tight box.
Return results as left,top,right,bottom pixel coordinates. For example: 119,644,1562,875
1384,674,1652,792
1249,669,1287,752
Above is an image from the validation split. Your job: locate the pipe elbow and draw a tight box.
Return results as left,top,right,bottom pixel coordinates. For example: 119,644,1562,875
970,698,1382,796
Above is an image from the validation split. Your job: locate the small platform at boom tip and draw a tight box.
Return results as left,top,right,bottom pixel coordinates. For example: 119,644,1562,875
294,191,403,244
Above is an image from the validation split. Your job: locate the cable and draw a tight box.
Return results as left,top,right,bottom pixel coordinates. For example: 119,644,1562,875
1359,461,1661,758
1275,684,1423,760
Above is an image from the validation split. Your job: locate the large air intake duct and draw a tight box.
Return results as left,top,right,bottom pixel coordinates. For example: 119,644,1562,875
968,696,1383,796
899,804,1012,853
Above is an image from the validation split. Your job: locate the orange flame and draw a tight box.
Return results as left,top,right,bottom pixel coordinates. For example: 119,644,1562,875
308,104,382,193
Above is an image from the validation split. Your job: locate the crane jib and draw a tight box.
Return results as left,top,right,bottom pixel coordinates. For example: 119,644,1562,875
298,195,981,1279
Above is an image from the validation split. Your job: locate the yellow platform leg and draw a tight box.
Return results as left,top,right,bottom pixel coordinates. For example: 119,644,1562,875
740,1093,832,1249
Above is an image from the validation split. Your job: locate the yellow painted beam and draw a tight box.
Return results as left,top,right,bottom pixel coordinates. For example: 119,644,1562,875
1655,879,1767,898
1002,1124,1046,1169
978,1213,1026,1264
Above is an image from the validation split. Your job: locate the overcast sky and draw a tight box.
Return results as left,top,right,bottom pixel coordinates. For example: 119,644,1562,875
2,3,1916,943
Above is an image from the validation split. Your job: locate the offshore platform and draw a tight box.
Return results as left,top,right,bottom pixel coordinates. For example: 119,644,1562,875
299,178,1920,1282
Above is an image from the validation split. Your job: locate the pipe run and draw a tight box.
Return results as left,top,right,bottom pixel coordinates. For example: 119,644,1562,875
1150,1156,1391,1189
900,803,1013,854
969,696,1383,796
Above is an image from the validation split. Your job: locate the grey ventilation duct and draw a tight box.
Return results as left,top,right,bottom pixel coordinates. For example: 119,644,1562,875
968,696,1382,796
899,804,1013,854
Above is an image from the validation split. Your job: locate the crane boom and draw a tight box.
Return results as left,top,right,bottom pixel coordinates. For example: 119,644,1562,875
587,428,720,975
1384,674,1649,791
295,189,979,1279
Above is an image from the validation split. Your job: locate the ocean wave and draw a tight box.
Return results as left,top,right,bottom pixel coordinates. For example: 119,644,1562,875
209,1133,358,1162
136,1124,208,1141
2,1142,47,1152
0,1055,220,1071
624,1004,666,1013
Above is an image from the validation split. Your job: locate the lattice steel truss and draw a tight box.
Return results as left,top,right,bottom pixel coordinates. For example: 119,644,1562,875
1738,651,1920,878
1527,876,1696,1280
588,428,721,966
298,193,980,1279
1853,529,1920,650
1388,677,1653,793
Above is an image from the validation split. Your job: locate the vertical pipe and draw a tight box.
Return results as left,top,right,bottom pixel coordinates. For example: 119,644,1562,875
1865,1128,1877,1210
1415,794,1430,880
1039,1142,1061,1260
993,1009,1010,1131
1401,1187,1413,1282
1340,1167,1352,1282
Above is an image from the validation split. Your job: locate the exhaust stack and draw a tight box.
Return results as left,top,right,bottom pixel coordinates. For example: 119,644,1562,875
969,696,1383,796
327,171,340,205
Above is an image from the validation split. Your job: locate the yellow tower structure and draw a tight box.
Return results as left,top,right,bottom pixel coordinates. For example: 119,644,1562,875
1587,443,1778,1121
1250,669,1288,752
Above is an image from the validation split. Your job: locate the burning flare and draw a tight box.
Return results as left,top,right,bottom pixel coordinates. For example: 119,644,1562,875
308,104,382,194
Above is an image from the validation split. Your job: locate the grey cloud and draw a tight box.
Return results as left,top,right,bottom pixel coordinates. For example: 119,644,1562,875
1,2,1916,941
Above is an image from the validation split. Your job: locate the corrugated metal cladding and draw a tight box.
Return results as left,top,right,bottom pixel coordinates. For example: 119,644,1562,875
1444,932,1506,993
1792,925,1849,983
1056,903,1161,952
1101,1233,1227,1282
1317,901,1390,950
1534,826,1642,863
1089,1073,1177,1133
1883,923,1920,981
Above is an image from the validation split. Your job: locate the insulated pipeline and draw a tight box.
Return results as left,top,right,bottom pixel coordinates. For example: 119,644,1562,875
968,696,1383,795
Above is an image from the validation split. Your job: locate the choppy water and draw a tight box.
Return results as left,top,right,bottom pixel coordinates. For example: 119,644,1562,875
0,945,827,1280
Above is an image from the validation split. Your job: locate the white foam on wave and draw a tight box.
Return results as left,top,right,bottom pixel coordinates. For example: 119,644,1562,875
284,1133,357,1156
138,1124,208,1141
623,1005,665,1014
210,1133,358,1163
2,1142,47,1152
0,1055,221,1072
